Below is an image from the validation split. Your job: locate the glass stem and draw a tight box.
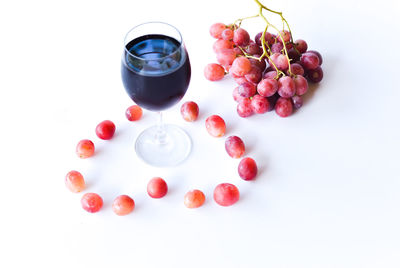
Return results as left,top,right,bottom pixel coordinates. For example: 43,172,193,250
155,111,167,145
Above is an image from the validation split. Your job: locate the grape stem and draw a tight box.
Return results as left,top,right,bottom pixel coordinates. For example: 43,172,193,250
234,0,295,77
233,14,259,29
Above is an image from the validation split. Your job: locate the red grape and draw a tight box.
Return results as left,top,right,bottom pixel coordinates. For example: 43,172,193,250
147,177,168,198
112,195,135,216
307,50,323,65
269,53,289,71
230,57,251,76
205,115,226,137
300,52,319,70
125,105,143,121
245,42,262,55
184,190,205,208
257,78,278,97
254,32,263,46
234,76,248,85
233,28,250,46
213,39,234,53
237,98,253,117
225,136,245,158
221,29,234,40
216,49,236,66
288,48,301,62
180,101,199,122
271,42,283,54
249,56,266,72
233,47,244,56
306,66,323,83
267,34,277,46
294,39,308,53
244,66,262,83
255,31,275,46
81,193,103,213
209,23,226,39
275,97,293,117
76,139,95,158
288,63,304,76
95,120,116,140
284,42,293,50
232,87,244,102
251,94,270,114
264,70,278,79
278,76,295,98
238,81,256,98
213,183,240,206
238,157,258,181
293,75,308,96
277,30,291,43
65,170,85,193
292,95,303,109
204,63,225,81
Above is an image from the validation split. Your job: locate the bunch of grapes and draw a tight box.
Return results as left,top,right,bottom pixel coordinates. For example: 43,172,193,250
204,0,324,118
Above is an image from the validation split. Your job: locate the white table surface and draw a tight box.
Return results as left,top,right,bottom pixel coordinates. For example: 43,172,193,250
1,0,399,267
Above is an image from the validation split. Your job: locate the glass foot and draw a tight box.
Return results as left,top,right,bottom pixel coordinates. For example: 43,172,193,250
135,124,191,167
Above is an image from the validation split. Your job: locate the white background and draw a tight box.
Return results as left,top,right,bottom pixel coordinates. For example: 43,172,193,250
1,0,399,267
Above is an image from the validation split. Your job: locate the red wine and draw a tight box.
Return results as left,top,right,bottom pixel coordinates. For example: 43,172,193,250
122,34,191,111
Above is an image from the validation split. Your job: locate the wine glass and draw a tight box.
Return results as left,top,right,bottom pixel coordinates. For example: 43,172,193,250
121,22,192,167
